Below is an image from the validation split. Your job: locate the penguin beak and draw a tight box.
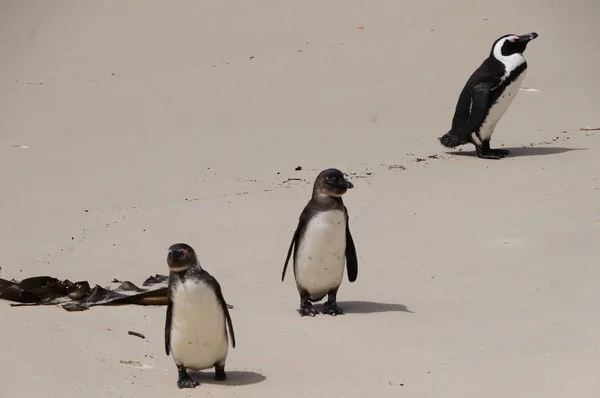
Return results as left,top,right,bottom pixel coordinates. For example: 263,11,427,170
518,32,538,43
346,180,354,189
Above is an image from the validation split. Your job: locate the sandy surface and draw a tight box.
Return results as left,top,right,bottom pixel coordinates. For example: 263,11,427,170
1,0,600,397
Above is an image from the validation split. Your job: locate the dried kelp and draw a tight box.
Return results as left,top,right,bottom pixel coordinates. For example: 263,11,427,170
0,274,169,312
0,273,233,312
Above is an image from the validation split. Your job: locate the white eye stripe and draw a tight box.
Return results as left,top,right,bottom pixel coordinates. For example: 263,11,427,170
492,38,527,75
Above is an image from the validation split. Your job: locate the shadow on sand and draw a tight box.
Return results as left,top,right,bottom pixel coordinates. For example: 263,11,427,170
190,370,267,386
505,146,587,157
447,146,587,158
340,301,414,314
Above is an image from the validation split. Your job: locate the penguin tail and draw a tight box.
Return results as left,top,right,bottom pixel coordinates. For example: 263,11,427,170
438,131,464,149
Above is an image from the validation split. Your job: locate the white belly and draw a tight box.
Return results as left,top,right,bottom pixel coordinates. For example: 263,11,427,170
169,279,229,370
295,210,347,300
479,70,527,141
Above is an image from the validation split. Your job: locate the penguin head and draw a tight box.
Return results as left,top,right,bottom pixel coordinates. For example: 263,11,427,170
491,32,538,58
313,168,354,198
167,243,199,272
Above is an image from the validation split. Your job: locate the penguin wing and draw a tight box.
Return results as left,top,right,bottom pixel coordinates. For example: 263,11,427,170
211,276,236,349
344,206,358,282
281,227,299,282
164,296,173,356
281,206,311,282
461,82,492,137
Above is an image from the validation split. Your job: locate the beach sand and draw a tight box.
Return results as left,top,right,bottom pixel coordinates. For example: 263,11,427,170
1,0,599,396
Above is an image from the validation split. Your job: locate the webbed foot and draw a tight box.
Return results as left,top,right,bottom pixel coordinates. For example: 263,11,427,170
299,304,318,317
477,153,503,160
322,301,345,316
477,143,509,159
489,148,510,156
177,366,199,389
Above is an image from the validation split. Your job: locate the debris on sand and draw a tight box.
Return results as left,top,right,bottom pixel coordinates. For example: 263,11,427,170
387,165,406,170
128,331,146,339
0,275,169,312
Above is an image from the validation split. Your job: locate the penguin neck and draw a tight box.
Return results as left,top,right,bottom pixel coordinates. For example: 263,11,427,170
491,50,526,77
169,263,201,274
312,190,344,205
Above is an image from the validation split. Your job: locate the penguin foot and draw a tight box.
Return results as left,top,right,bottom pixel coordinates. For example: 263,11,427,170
322,302,345,316
215,365,227,381
177,366,199,389
476,152,504,160
488,148,510,156
299,296,318,317
177,378,199,389
299,305,318,317
477,145,509,159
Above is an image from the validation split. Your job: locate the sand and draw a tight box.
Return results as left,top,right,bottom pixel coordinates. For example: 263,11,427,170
1,0,600,396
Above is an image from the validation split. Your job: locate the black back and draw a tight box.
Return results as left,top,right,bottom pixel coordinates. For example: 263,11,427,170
165,267,236,356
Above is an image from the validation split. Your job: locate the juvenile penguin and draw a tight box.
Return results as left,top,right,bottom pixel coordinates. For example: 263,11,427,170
439,32,539,159
164,243,235,389
281,168,358,317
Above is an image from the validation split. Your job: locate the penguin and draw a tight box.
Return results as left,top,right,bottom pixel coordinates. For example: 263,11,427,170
281,168,358,317
439,32,539,159
164,243,235,389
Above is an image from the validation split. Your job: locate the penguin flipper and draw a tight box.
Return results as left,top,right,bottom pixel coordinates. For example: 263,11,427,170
282,228,298,282
461,82,492,139
344,207,358,282
164,297,173,356
282,208,311,282
212,278,236,349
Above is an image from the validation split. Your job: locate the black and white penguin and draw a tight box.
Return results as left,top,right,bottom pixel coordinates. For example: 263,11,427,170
164,243,235,389
281,168,358,317
439,32,539,159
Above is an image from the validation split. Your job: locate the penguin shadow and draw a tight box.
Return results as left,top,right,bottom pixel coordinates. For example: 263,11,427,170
340,301,414,314
188,370,266,387
446,146,586,158
504,146,587,157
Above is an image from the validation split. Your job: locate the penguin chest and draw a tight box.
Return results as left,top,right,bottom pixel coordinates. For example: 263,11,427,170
169,280,228,370
295,210,347,299
479,70,527,140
